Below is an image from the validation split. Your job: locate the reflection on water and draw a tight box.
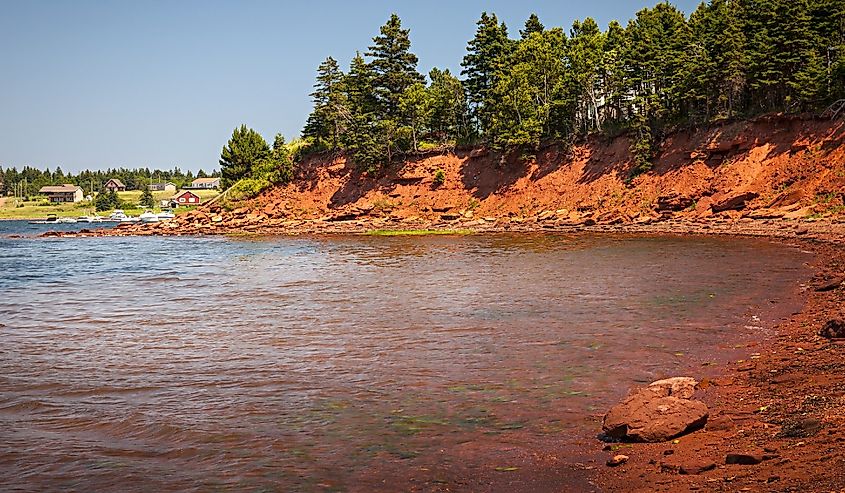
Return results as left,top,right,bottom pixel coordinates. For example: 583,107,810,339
0,224,809,492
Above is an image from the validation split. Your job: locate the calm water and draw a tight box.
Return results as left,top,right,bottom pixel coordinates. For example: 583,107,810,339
0,221,810,492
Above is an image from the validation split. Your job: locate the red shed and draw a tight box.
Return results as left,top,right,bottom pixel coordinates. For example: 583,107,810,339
173,190,201,206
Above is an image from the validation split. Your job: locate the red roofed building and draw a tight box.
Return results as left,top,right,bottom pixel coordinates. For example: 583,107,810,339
172,190,201,206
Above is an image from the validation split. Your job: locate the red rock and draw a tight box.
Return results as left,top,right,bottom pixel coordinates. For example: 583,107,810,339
706,415,735,432
606,455,629,467
602,378,708,443
711,191,760,212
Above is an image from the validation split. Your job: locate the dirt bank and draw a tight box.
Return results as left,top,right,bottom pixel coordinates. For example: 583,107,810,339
48,114,843,240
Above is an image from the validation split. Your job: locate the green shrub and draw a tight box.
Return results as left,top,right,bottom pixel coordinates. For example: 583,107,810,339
433,169,446,187
228,177,274,202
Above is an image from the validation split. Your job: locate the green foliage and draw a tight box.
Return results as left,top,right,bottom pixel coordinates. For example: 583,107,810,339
227,178,274,202
94,190,122,212
520,14,545,39
303,57,347,150
219,124,270,187
0,165,214,197
433,168,446,187
462,12,513,133
366,13,425,118
487,29,570,150
299,4,845,178
139,188,155,208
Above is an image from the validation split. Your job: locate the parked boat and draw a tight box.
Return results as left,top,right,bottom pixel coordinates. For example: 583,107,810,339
139,210,160,223
28,214,59,225
77,214,104,223
108,209,128,222
120,215,140,223
157,209,175,220
57,217,78,224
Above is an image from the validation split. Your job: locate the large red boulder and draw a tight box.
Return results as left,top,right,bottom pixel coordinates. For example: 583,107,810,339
602,377,708,443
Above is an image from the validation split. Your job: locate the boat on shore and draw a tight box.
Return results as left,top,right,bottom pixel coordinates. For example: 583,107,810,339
139,210,160,223
29,214,59,225
77,214,104,223
157,209,175,220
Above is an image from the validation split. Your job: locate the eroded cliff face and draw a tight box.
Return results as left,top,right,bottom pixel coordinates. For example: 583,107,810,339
243,115,843,224
85,115,841,238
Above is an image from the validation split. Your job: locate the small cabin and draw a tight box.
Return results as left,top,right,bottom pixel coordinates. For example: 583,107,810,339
172,190,201,206
103,178,126,192
190,177,220,189
39,184,84,203
149,182,177,193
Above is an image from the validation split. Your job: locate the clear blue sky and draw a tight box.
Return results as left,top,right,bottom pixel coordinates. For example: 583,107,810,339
0,0,700,173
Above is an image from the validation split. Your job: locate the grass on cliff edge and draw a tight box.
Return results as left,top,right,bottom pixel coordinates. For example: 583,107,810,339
366,229,473,236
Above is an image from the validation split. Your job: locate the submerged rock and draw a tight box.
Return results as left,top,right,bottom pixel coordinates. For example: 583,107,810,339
602,377,708,443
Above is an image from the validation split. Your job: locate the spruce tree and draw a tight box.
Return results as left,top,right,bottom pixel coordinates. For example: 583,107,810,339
366,14,424,119
139,187,155,208
461,12,512,134
341,53,382,170
520,14,545,39
303,57,347,150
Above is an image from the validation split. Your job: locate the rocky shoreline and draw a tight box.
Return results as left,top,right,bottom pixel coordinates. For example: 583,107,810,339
595,233,844,492
40,203,845,243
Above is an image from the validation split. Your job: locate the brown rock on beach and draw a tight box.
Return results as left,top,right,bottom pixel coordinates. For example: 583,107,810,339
602,377,709,443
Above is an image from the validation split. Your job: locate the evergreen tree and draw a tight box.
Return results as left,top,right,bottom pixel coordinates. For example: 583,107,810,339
303,57,347,150
570,18,607,132
366,14,424,118
341,53,382,170
139,187,155,208
600,20,630,126
219,125,270,187
520,13,545,39
461,12,512,134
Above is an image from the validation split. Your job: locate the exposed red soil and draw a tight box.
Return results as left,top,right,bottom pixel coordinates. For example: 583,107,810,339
41,115,845,491
52,114,843,239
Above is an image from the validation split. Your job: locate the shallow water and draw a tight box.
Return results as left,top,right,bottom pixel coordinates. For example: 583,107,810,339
0,223,810,492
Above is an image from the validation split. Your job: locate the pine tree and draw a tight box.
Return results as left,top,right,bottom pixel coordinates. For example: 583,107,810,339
601,21,630,126
461,12,512,134
219,125,270,187
139,187,155,208
341,53,382,170
623,3,692,126
366,14,424,119
520,13,545,39
303,57,346,150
